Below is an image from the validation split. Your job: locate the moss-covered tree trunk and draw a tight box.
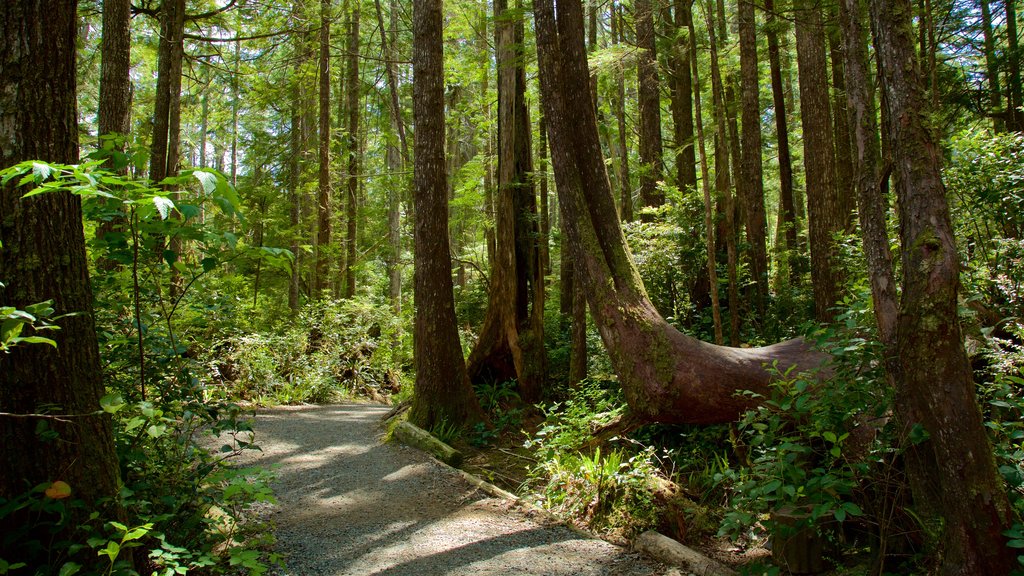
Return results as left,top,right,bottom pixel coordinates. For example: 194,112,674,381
0,0,125,563
871,1,1015,573
534,0,827,425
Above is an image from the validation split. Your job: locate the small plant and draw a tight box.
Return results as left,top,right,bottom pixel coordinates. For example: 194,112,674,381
429,419,461,445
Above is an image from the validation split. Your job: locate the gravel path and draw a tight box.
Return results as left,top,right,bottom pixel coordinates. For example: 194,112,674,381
222,403,677,576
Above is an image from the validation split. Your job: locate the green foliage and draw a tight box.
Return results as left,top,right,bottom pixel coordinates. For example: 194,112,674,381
715,295,892,548
0,300,60,352
206,298,405,405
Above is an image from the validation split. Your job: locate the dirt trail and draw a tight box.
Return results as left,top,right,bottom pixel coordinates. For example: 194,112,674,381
222,403,677,575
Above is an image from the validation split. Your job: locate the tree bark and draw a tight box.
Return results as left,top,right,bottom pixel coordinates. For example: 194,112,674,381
613,1,634,222
738,0,768,316
99,0,132,146
466,0,546,402
1006,0,1023,131
840,0,898,352
980,0,1005,132
688,4,724,345
670,0,698,195
872,1,1015,572
410,0,485,429
0,0,125,564
534,0,827,425
765,0,798,284
636,0,665,217
794,0,842,322
315,0,332,296
345,4,360,298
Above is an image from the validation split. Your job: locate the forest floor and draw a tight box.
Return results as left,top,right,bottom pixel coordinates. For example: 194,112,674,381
214,403,683,575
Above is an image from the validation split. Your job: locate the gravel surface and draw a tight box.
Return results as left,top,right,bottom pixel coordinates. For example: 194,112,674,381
220,403,679,576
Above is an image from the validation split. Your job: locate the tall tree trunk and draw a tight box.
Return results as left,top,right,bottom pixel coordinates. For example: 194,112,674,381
738,0,768,316
1006,0,1023,131
315,0,332,297
980,0,1005,132
703,0,741,345
840,0,898,352
380,0,404,315
794,0,842,322
410,0,485,429
0,1,126,566
613,1,634,221
765,0,798,284
670,0,698,195
540,115,552,277
99,0,132,148
345,5,360,298
828,10,857,233
636,0,665,217
688,6,724,345
466,0,546,402
534,0,827,425
871,1,1015,572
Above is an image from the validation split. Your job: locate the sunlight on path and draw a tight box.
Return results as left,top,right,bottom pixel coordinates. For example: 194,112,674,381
220,403,675,576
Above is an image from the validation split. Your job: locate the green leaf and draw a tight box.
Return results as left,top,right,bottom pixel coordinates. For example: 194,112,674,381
123,523,152,542
192,169,218,195
201,257,219,272
834,508,847,522
152,195,175,220
99,393,125,414
57,562,80,576
14,336,57,347
823,431,837,444
32,162,54,182
98,541,120,562
1008,539,1024,548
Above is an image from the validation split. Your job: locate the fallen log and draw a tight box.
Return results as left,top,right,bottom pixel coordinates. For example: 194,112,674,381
634,531,737,576
392,421,464,467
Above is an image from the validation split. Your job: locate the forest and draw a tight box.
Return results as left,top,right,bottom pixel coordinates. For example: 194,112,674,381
1,0,1024,573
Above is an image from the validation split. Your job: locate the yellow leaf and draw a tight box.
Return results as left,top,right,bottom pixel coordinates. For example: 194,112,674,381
45,480,72,500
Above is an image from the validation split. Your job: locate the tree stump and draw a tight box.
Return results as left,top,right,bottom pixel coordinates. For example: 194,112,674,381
771,506,831,574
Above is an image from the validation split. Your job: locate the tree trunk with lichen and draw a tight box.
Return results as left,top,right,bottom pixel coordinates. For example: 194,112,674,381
871,1,1015,572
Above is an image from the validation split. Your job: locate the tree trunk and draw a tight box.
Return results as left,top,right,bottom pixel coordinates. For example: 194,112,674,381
540,115,552,277
670,0,698,196
765,0,799,285
613,2,634,222
688,4,724,345
99,0,132,146
466,0,546,402
345,4,360,298
315,0,332,297
980,0,1005,132
379,0,404,316
873,0,1016,572
1006,0,1023,131
840,0,898,352
794,0,842,322
828,10,857,233
703,0,741,345
636,0,665,217
410,0,485,429
534,0,827,425
0,0,125,566
738,0,768,316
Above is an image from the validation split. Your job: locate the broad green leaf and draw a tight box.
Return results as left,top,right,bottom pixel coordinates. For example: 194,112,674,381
14,336,57,348
99,393,125,414
32,162,54,182
152,195,175,220
98,541,120,562
192,170,218,195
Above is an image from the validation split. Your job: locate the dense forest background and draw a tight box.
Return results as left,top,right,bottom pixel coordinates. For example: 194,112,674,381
2,0,1024,573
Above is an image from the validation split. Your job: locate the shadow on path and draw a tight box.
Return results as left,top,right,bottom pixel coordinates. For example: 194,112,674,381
217,403,669,576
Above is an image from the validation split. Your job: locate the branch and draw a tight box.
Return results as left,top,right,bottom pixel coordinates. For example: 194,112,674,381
0,410,104,424
186,0,238,22
184,28,297,43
